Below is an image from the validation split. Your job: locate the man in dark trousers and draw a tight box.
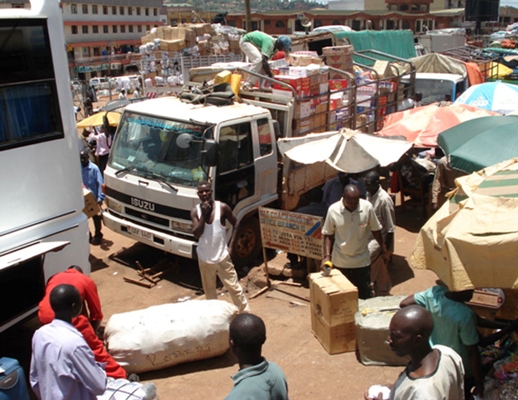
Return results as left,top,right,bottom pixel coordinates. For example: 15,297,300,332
321,184,389,299
225,313,289,400
80,147,104,245
190,181,249,313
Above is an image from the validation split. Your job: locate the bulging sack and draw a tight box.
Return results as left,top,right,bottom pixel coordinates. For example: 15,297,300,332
105,300,238,373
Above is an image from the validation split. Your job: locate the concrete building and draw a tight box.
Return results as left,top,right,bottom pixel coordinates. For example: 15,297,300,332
0,0,164,79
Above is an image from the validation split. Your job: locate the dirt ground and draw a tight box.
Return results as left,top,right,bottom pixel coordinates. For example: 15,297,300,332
0,95,439,399
1,199,439,400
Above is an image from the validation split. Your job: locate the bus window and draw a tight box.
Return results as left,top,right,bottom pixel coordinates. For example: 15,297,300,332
0,19,63,150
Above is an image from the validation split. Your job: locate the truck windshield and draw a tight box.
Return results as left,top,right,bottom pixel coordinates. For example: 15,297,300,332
416,79,455,105
109,111,208,187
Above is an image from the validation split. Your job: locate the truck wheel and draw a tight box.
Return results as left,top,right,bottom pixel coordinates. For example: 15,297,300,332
232,217,261,268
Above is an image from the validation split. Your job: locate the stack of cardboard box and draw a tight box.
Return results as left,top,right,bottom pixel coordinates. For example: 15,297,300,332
323,45,354,78
308,269,358,354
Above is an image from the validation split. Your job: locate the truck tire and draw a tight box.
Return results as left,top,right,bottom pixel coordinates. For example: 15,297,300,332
232,217,261,268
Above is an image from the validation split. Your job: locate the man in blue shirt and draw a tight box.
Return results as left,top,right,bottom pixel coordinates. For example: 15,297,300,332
225,313,289,400
81,148,105,245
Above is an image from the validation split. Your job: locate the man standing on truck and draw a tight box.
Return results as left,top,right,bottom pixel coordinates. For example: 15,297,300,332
239,31,291,88
321,184,389,299
191,181,250,313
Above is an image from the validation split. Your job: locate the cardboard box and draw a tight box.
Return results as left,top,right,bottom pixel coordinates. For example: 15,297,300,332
83,188,100,219
311,314,356,354
355,296,409,366
322,45,354,56
163,39,185,52
309,269,358,326
372,60,393,78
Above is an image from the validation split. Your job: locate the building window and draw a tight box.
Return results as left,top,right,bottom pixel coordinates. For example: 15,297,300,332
93,25,99,34
82,4,88,14
113,25,118,33
92,5,98,14
314,19,323,27
275,21,285,28
146,25,151,31
128,7,133,15
154,8,158,16
71,4,77,14
71,25,78,34
121,25,126,33
103,6,108,15
390,4,398,10
332,20,340,25
400,4,409,10
82,25,88,34
129,25,134,33
103,25,108,33
420,4,428,10
145,7,149,16
120,6,124,15
112,6,117,15
137,25,142,33
136,7,141,16
411,4,419,10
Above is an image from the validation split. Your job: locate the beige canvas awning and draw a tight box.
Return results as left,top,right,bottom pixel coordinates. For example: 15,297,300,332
411,158,518,290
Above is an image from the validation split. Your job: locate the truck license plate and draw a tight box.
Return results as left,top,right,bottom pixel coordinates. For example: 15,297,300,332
128,226,152,240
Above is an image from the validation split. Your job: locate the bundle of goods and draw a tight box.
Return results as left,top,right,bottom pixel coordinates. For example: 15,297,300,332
105,300,238,373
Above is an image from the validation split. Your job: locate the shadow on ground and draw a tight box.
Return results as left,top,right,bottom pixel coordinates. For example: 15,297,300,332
140,350,236,380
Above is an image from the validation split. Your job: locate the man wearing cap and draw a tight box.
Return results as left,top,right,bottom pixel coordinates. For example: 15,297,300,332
239,31,291,85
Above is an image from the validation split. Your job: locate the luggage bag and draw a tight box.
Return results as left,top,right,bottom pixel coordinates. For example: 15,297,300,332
0,357,31,400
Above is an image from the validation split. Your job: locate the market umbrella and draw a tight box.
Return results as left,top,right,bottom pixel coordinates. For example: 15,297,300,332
377,103,499,147
411,158,518,291
437,115,518,173
277,129,412,173
76,111,121,128
454,81,518,115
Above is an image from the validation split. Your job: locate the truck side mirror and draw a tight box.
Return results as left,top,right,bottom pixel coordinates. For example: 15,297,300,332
202,139,217,167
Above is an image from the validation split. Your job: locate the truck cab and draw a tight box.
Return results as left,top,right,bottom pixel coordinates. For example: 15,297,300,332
103,97,278,266
415,72,466,105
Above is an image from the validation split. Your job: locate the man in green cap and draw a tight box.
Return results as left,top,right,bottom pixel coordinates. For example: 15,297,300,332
239,31,291,87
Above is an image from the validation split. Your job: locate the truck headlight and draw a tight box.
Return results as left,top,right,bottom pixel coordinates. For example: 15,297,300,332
106,198,122,214
171,220,193,233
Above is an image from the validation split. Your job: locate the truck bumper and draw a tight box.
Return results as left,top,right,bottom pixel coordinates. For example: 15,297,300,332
103,211,196,260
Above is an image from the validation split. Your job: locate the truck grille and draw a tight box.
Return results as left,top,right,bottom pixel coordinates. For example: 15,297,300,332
107,210,194,241
126,208,169,227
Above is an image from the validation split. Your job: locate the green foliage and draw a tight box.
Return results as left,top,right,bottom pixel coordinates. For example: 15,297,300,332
173,0,325,13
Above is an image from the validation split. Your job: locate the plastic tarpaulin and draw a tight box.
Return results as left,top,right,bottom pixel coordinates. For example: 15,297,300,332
411,158,518,291
377,103,499,147
277,129,412,173
409,53,467,77
333,30,416,60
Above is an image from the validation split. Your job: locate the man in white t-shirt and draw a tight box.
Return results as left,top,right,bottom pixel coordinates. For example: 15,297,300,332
365,305,464,400
190,181,249,313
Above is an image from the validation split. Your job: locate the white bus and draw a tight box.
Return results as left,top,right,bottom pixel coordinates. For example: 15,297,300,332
0,0,90,332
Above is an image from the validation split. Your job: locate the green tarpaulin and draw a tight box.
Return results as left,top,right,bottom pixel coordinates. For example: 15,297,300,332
333,30,416,60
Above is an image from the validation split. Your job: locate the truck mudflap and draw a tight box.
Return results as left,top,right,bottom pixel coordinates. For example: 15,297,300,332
103,211,196,260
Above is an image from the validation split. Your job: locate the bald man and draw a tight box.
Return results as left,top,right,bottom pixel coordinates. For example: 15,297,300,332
30,284,107,399
321,184,389,299
366,305,464,400
225,313,288,400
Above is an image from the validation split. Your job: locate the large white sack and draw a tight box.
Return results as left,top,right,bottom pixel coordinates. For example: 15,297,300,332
105,300,238,373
